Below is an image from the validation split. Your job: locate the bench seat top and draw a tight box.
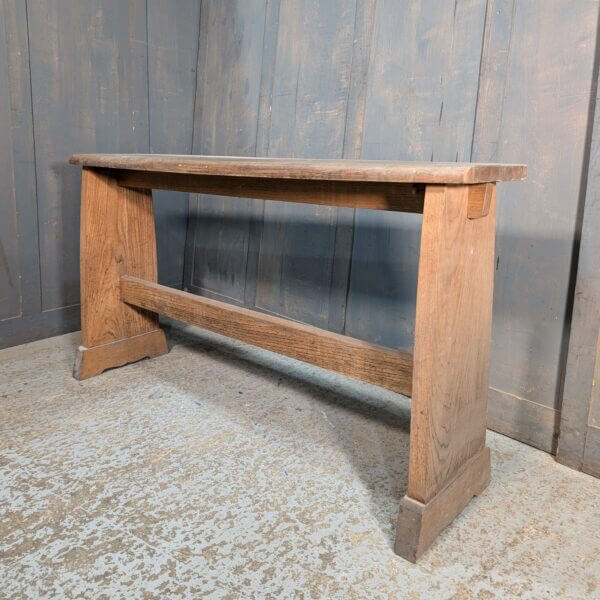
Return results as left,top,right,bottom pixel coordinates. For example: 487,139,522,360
70,154,526,185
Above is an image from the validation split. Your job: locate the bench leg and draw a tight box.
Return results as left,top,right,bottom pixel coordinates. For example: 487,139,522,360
395,183,497,562
73,168,168,380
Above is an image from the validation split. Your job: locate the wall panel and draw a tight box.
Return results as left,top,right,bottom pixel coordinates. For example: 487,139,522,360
473,0,600,451
558,36,600,475
0,0,20,322
148,0,200,288
0,0,200,349
27,0,150,311
254,0,358,329
345,0,487,349
185,0,267,304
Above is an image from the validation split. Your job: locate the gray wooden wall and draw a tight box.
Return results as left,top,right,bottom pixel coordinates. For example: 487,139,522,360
0,0,197,347
1,0,599,459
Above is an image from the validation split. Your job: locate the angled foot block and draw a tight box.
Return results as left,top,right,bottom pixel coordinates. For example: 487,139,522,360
73,329,168,380
394,446,491,562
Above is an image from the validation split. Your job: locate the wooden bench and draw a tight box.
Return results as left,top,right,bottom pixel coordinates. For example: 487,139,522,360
69,153,526,562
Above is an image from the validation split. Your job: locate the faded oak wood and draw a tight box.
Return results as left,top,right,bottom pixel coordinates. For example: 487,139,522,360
69,153,526,184
120,275,412,396
70,154,523,562
395,447,491,562
395,184,497,560
408,185,496,503
74,168,167,380
114,170,426,213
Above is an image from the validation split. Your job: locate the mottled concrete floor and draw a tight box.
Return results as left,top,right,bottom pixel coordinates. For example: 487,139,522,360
1,321,599,599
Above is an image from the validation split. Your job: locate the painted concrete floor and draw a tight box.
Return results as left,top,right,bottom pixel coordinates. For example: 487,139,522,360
0,321,599,599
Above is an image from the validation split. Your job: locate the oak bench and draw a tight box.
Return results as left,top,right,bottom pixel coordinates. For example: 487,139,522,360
69,153,526,562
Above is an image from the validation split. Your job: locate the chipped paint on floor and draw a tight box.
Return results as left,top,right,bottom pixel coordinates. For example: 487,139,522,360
0,321,599,599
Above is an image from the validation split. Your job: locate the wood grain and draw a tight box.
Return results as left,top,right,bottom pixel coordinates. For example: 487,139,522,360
1,0,40,319
344,0,490,354
488,386,558,454
185,0,267,306
467,183,494,219
28,0,149,311
73,329,168,380
557,49,600,472
408,184,496,504
472,0,599,453
583,425,600,478
119,275,413,396
116,170,425,213
395,446,491,562
147,0,200,288
254,0,359,331
69,154,526,184
0,2,20,321
79,168,159,348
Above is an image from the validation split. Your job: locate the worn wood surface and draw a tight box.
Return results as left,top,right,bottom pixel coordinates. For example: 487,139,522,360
1,0,40,326
79,169,159,348
395,447,491,562
70,154,525,183
0,0,20,321
120,275,413,396
467,183,494,219
408,185,496,503
472,0,600,452
344,0,488,356
184,0,267,306
254,0,384,331
557,48,600,476
27,0,149,312
75,172,499,559
147,0,200,288
0,0,198,349
74,329,168,380
487,387,559,454
115,170,426,213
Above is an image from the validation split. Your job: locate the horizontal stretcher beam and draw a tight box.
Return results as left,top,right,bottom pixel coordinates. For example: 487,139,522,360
119,276,413,396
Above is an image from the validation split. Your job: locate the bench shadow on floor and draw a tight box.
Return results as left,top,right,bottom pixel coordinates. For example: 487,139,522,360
153,322,412,546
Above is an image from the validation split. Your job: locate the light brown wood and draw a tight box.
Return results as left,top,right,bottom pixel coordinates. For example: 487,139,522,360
395,446,491,562
119,275,413,396
407,184,496,504
70,157,514,562
69,153,526,184
73,329,168,380
467,182,494,218
115,170,425,213
78,168,167,370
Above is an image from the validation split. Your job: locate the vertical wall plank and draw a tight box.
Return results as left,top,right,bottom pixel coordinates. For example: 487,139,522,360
557,27,600,472
328,0,376,333
185,0,266,304
147,0,200,288
0,0,20,320
473,0,599,451
242,0,281,307
2,0,40,319
254,0,358,329
345,0,487,348
27,0,150,311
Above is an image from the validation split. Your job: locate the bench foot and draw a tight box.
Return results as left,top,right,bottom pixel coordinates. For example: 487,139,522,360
394,446,491,562
73,329,168,380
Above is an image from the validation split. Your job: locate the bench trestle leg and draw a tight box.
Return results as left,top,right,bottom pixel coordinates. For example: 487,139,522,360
73,168,167,380
395,184,497,561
